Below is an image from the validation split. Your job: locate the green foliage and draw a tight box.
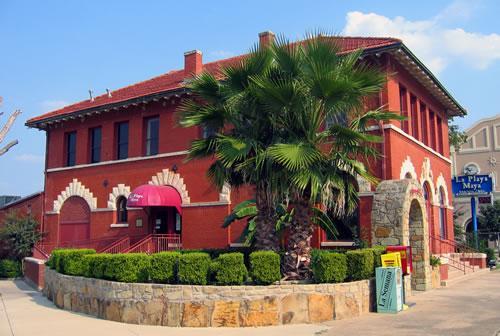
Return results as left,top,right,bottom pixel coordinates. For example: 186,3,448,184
105,254,150,283
150,252,181,284
369,246,386,269
177,252,211,285
311,250,347,283
59,249,96,276
448,121,468,151
346,249,374,281
0,212,42,261
48,249,69,272
249,251,281,285
211,253,248,285
0,259,22,278
83,254,113,279
430,255,441,267
478,200,500,232
482,247,496,262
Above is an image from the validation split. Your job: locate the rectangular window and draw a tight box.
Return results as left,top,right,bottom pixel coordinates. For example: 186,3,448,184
90,127,101,163
399,86,409,133
420,102,428,146
437,116,444,154
145,117,159,156
429,110,436,149
410,95,418,139
116,122,129,160
66,131,77,167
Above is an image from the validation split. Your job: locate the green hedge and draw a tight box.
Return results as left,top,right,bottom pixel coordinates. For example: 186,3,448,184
178,252,211,285
346,249,374,281
47,249,96,275
0,259,22,278
211,253,247,285
150,252,180,284
105,253,150,283
249,251,281,285
61,249,96,276
83,253,113,279
311,250,347,283
365,245,386,275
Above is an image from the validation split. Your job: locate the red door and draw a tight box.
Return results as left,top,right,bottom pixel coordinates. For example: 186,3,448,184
59,196,90,243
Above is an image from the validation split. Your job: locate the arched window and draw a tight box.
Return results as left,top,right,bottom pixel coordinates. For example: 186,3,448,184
117,196,128,223
438,188,447,238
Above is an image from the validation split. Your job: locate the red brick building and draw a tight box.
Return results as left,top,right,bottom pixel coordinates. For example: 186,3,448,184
26,32,465,256
0,192,44,230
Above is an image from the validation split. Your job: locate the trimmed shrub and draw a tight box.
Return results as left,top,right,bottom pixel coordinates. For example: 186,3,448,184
150,252,181,284
83,253,113,279
60,249,96,276
0,259,22,278
105,253,150,283
311,250,347,283
211,253,247,285
346,249,374,281
178,252,211,285
47,249,67,271
249,251,281,285
369,245,386,270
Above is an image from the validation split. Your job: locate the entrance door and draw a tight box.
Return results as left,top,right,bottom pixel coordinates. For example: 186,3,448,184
59,196,90,242
151,207,181,235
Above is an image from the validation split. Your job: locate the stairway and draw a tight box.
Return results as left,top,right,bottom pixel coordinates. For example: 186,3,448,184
440,254,490,287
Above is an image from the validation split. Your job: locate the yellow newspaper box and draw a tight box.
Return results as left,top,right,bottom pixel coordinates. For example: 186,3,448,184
381,252,402,268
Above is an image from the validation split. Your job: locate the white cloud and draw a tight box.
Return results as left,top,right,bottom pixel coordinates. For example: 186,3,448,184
209,50,235,59
14,153,44,163
342,2,500,74
40,100,68,111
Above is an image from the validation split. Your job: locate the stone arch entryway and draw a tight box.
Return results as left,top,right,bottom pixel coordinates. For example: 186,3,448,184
371,179,431,291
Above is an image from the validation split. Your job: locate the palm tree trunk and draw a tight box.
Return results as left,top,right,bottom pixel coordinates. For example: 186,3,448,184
284,194,314,279
253,184,280,251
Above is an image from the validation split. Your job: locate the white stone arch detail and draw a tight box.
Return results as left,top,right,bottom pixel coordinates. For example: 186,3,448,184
435,174,450,207
400,156,418,180
53,178,97,213
107,184,131,209
420,158,437,204
148,169,191,204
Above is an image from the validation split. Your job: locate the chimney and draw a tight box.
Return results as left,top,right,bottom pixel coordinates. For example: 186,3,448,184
184,50,203,77
259,31,275,48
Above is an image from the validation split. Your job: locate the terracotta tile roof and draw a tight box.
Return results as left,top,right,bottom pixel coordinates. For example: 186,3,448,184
27,37,401,125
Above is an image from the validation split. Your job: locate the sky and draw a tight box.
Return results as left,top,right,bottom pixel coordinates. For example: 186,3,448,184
1,0,500,196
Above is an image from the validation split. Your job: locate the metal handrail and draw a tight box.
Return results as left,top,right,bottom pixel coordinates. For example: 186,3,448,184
99,236,130,254
429,234,476,274
125,234,181,254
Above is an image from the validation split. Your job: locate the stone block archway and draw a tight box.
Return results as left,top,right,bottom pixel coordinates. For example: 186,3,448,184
371,179,431,291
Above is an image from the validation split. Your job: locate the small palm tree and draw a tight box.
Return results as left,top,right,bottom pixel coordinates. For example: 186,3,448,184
250,35,401,278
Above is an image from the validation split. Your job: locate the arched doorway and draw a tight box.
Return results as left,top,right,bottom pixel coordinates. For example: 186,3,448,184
408,199,429,291
371,179,431,291
59,196,90,243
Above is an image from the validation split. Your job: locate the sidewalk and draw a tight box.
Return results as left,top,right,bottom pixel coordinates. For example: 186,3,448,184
1,271,499,336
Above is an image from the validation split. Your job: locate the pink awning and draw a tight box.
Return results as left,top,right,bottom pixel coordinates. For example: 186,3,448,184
127,185,182,213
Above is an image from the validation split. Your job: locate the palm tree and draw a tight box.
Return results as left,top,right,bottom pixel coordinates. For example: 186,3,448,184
178,47,285,251
249,35,400,278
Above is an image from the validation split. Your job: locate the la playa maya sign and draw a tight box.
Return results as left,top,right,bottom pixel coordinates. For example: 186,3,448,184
452,174,493,197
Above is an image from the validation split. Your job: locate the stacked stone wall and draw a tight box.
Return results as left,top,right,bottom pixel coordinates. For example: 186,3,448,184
44,268,376,327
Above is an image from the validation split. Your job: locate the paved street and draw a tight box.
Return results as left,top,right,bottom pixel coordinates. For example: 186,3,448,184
1,271,499,336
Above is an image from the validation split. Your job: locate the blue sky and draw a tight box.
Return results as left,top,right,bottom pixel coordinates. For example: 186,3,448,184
1,0,500,196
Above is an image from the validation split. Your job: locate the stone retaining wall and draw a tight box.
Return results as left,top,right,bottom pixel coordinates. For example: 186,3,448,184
44,268,376,327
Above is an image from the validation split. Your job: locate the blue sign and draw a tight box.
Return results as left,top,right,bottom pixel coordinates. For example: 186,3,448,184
452,174,493,197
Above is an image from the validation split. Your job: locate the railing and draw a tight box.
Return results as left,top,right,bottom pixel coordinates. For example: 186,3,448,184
99,236,130,254
35,235,137,257
429,234,479,274
125,234,181,254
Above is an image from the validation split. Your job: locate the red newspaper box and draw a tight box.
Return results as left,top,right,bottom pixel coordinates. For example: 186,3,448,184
386,246,412,275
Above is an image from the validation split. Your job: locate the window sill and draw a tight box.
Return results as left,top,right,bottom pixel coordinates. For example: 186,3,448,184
320,241,356,247
110,223,129,228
